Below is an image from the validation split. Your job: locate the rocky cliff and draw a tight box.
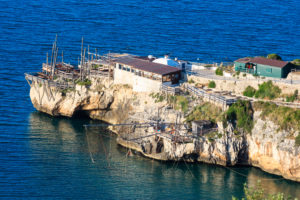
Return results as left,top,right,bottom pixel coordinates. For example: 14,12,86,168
29,79,300,182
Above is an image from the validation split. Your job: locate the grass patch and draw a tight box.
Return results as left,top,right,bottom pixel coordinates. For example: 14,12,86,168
186,102,222,124
253,101,300,131
286,90,298,102
150,92,165,103
76,79,91,86
243,86,256,97
188,79,195,84
208,81,216,88
254,80,281,100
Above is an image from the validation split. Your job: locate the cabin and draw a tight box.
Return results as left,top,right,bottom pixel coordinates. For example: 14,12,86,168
234,57,292,78
114,56,182,92
192,120,213,136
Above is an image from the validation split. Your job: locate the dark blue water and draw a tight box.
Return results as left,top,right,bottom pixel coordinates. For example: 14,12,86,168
0,0,299,199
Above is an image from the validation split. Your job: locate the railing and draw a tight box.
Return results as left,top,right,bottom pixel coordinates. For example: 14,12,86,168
184,84,237,106
25,73,75,90
161,83,180,95
89,69,110,77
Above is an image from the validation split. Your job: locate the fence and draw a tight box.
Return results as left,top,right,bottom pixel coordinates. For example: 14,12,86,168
184,84,237,106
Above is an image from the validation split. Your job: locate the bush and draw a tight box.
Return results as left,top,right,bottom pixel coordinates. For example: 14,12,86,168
185,102,222,123
243,86,256,97
225,100,253,133
76,79,92,86
215,67,223,76
243,73,246,77
188,79,195,84
254,81,281,100
253,101,300,131
233,181,293,200
204,64,212,68
208,81,216,88
295,134,300,146
267,53,282,60
286,90,298,102
174,96,189,112
292,59,300,66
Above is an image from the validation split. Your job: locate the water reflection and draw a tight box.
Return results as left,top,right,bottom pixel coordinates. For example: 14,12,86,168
28,112,300,199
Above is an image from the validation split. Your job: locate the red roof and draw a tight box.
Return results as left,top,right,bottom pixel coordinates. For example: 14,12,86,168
115,56,181,75
235,57,289,68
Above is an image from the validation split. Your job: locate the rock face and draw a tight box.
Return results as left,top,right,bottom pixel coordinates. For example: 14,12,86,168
248,112,300,182
29,79,300,182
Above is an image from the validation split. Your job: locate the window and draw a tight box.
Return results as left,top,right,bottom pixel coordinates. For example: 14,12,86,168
131,69,135,73
127,67,130,72
266,68,272,73
119,64,123,69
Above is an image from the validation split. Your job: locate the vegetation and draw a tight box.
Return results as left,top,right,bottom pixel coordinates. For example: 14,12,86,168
243,86,256,97
150,92,165,103
267,53,282,60
295,134,300,147
253,101,300,132
286,90,298,102
215,67,223,76
186,102,222,124
254,81,281,100
76,79,92,86
225,100,254,133
61,88,75,96
208,81,216,88
233,181,295,200
204,64,212,68
174,96,189,112
291,59,300,66
188,78,195,84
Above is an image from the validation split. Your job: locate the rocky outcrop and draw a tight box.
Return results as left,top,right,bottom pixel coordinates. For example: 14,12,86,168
29,79,300,182
248,112,300,182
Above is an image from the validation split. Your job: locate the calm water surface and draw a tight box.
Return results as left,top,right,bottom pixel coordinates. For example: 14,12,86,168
0,0,299,199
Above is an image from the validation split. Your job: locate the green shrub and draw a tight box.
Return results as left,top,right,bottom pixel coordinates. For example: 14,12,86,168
204,64,212,68
267,53,282,60
225,100,253,133
215,67,223,76
286,90,298,102
253,101,300,131
292,59,300,66
185,102,222,123
254,80,281,100
208,81,216,88
243,86,256,97
233,181,293,200
295,134,300,146
188,79,195,84
175,96,189,112
76,79,92,86
236,71,240,76
243,73,246,77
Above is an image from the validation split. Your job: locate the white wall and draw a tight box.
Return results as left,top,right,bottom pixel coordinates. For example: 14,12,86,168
114,63,162,92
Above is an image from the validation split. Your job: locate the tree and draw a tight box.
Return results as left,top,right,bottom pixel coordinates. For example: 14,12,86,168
267,53,282,60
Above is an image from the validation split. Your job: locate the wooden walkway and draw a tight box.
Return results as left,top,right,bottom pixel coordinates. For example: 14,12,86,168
183,84,237,107
25,73,75,90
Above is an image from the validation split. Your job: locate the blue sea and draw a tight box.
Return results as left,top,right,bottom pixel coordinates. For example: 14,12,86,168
0,0,299,199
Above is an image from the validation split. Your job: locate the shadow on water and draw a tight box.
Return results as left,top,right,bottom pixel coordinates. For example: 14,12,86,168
27,112,300,199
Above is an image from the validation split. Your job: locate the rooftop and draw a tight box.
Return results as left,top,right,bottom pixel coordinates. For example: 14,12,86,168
115,56,181,75
235,57,289,68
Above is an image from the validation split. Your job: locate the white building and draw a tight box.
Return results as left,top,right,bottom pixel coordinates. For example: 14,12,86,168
114,56,181,92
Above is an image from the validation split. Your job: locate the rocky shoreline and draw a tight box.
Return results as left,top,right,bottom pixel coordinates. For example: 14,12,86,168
29,77,300,182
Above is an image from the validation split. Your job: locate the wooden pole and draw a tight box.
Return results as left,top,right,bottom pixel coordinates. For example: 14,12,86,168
80,37,84,80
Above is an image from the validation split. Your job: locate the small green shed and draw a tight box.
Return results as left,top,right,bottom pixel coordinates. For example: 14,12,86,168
234,57,292,78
